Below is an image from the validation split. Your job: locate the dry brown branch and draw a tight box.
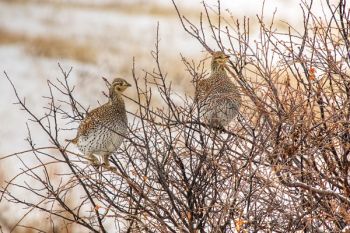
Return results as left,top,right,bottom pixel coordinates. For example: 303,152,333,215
1,0,350,232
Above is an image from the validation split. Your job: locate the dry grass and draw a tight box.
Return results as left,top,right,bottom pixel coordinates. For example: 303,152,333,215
0,28,97,63
0,28,25,44
26,36,96,63
3,0,198,18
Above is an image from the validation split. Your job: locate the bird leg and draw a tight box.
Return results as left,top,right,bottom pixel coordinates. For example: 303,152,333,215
215,125,225,133
101,153,118,172
102,153,111,167
209,118,225,132
87,153,100,168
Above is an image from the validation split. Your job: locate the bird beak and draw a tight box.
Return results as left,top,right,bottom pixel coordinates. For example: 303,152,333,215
223,54,230,62
221,55,230,64
125,82,132,87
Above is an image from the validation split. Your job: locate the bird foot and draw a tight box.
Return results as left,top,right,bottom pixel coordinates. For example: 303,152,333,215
91,163,100,170
101,160,110,167
212,124,225,133
102,163,117,173
88,156,100,169
217,126,225,132
108,166,117,173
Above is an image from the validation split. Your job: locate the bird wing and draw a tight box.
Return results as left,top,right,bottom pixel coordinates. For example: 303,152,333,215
195,79,210,102
77,107,104,137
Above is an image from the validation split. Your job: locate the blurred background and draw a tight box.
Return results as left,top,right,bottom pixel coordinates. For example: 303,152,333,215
0,0,300,153
0,0,307,231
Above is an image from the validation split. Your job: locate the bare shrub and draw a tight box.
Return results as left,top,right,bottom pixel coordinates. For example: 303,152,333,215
1,0,350,232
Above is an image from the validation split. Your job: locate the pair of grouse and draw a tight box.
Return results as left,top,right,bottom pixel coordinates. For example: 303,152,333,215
69,51,241,168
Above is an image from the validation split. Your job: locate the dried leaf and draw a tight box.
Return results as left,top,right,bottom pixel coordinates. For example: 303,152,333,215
235,219,247,232
94,205,101,211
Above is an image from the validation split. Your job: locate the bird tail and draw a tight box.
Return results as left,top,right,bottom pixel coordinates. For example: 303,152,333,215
66,137,78,144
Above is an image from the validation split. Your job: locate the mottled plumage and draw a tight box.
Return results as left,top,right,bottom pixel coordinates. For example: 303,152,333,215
195,51,241,128
70,78,131,168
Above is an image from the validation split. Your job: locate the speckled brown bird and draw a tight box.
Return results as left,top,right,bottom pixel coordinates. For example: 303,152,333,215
69,78,131,168
195,51,241,129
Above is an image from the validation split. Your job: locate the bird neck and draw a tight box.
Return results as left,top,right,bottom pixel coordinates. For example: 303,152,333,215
109,89,125,107
211,61,227,75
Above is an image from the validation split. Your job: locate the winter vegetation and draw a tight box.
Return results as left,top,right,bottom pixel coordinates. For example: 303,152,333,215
1,0,350,232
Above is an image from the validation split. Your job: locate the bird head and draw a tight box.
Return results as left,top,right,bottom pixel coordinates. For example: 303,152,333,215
111,78,132,92
211,51,230,71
